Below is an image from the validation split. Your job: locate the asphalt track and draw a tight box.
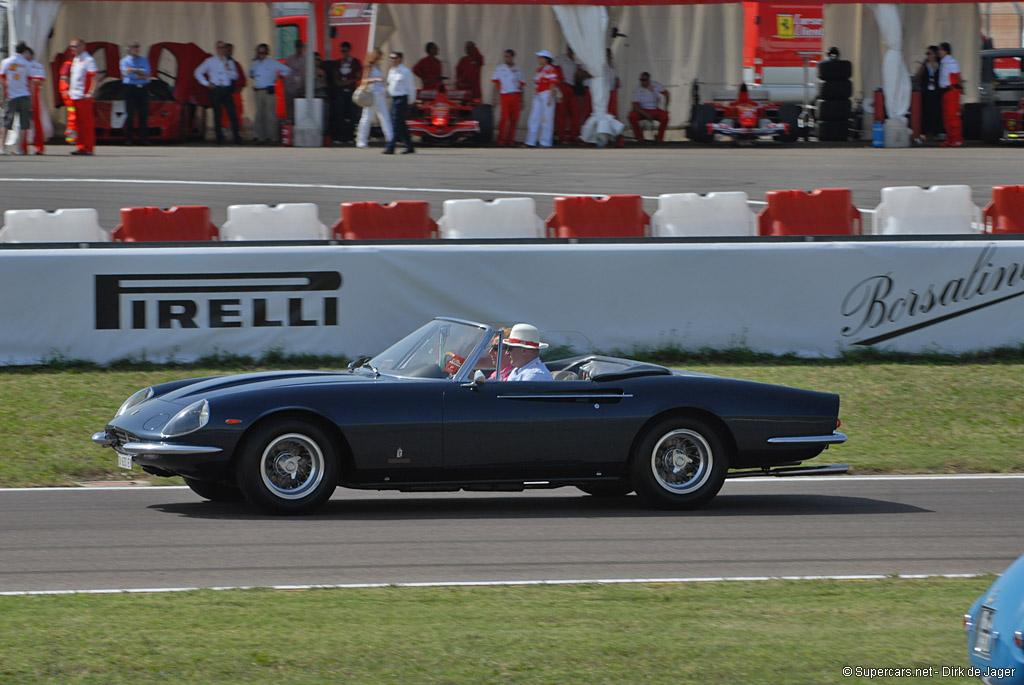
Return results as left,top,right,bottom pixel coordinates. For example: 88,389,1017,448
1,476,1021,594
2,140,1024,229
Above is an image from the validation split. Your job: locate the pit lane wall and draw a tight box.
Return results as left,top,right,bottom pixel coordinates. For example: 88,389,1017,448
1,239,1022,364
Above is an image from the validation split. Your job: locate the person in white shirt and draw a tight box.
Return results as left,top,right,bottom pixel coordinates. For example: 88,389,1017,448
629,72,670,144
491,49,524,147
504,324,554,382
22,47,47,155
68,38,99,155
383,51,415,155
355,47,393,149
195,41,241,144
1,42,34,155
553,46,585,144
937,42,963,147
249,43,291,144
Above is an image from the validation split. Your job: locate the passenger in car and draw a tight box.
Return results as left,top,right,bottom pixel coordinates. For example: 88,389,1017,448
485,327,514,381
504,323,553,381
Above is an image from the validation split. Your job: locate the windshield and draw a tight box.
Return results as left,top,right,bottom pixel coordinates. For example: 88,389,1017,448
368,319,490,379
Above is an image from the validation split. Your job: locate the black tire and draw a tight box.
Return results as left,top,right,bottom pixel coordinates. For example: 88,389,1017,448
775,104,801,142
630,417,729,510
818,59,852,82
577,480,634,498
235,418,338,515
817,99,852,122
818,80,852,100
981,104,1002,144
471,104,494,144
962,102,983,140
816,120,849,141
689,103,717,143
183,477,245,502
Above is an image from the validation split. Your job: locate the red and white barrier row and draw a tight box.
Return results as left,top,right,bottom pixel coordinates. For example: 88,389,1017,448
3,185,1024,243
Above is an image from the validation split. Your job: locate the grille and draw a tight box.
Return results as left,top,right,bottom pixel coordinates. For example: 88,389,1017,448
109,427,140,449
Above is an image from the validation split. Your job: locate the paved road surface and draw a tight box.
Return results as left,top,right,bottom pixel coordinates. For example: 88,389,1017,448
1,143,1021,230
1,476,1019,593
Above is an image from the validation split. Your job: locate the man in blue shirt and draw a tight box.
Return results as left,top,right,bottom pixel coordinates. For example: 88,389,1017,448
119,40,151,145
505,323,554,381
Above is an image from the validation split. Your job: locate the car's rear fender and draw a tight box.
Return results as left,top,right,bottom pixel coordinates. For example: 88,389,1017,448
626,407,738,469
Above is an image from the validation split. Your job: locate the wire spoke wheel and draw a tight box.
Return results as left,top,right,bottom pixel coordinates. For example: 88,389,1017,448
237,420,338,515
632,417,729,509
650,429,713,495
259,433,325,500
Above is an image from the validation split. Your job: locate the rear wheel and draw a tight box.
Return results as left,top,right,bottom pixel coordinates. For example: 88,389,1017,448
775,104,801,142
981,105,1003,144
689,104,717,143
236,419,338,515
472,104,494,143
631,417,728,509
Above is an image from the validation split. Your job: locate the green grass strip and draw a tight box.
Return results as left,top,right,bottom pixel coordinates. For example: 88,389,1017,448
0,577,991,683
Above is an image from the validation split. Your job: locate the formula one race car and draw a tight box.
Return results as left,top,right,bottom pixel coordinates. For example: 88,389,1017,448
688,82,800,143
407,82,493,144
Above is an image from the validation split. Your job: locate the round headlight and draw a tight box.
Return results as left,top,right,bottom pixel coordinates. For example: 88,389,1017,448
161,399,210,438
116,387,154,417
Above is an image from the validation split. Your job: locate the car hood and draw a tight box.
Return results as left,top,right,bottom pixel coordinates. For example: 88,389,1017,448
154,370,387,404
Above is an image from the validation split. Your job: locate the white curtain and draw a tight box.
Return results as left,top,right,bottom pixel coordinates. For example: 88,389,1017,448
8,0,63,139
552,5,624,145
871,3,911,124
9,0,63,56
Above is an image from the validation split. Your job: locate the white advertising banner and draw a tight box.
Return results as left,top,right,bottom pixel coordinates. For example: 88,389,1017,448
1,240,1023,365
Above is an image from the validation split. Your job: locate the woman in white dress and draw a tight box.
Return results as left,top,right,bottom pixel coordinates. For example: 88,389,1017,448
356,47,394,148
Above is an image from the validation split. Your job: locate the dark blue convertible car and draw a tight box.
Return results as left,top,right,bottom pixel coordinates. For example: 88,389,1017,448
93,317,848,514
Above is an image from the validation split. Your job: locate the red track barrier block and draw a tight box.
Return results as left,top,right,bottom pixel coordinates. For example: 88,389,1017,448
983,185,1024,234
333,202,438,240
112,206,219,242
757,188,862,236
545,195,650,238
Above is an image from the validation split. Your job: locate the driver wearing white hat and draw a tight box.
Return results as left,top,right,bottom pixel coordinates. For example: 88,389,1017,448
504,323,554,381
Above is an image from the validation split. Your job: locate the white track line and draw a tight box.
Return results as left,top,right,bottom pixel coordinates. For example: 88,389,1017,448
0,573,990,597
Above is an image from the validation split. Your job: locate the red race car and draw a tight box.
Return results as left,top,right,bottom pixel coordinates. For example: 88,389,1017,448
51,41,209,143
407,82,493,144
689,82,800,143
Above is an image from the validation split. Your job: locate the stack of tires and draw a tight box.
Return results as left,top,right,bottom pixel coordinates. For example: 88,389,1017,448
816,58,853,141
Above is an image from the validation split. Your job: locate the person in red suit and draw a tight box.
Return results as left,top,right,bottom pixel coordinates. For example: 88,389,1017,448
937,42,962,147
455,41,484,100
491,49,524,146
22,47,46,154
68,38,98,155
413,42,443,90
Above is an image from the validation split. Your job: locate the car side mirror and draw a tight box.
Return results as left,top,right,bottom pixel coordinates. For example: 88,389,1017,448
461,370,486,389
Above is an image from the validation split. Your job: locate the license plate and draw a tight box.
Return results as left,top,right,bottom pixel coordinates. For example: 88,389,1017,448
973,606,995,658
117,453,133,470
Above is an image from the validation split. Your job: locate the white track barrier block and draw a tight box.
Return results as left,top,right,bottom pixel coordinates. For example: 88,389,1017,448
651,192,756,237
221,203,328,241
872,185,982,235
437,198,545,239
0,208,109,243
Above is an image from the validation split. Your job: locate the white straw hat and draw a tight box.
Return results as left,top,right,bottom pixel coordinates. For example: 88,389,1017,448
535,50,552,59
504,323,549,349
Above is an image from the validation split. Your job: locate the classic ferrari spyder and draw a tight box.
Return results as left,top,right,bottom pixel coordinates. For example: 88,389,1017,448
93,318,847,514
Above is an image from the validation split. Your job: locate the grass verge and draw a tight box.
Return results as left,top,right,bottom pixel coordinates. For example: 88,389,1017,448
1,362,1021,487
0,577,990,684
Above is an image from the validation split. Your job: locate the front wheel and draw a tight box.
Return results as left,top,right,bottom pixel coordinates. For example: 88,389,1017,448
236,419,338,515
631,417,728,509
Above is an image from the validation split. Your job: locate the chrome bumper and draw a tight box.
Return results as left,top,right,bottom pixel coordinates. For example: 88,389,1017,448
92,431,222,456
766,431,848,445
